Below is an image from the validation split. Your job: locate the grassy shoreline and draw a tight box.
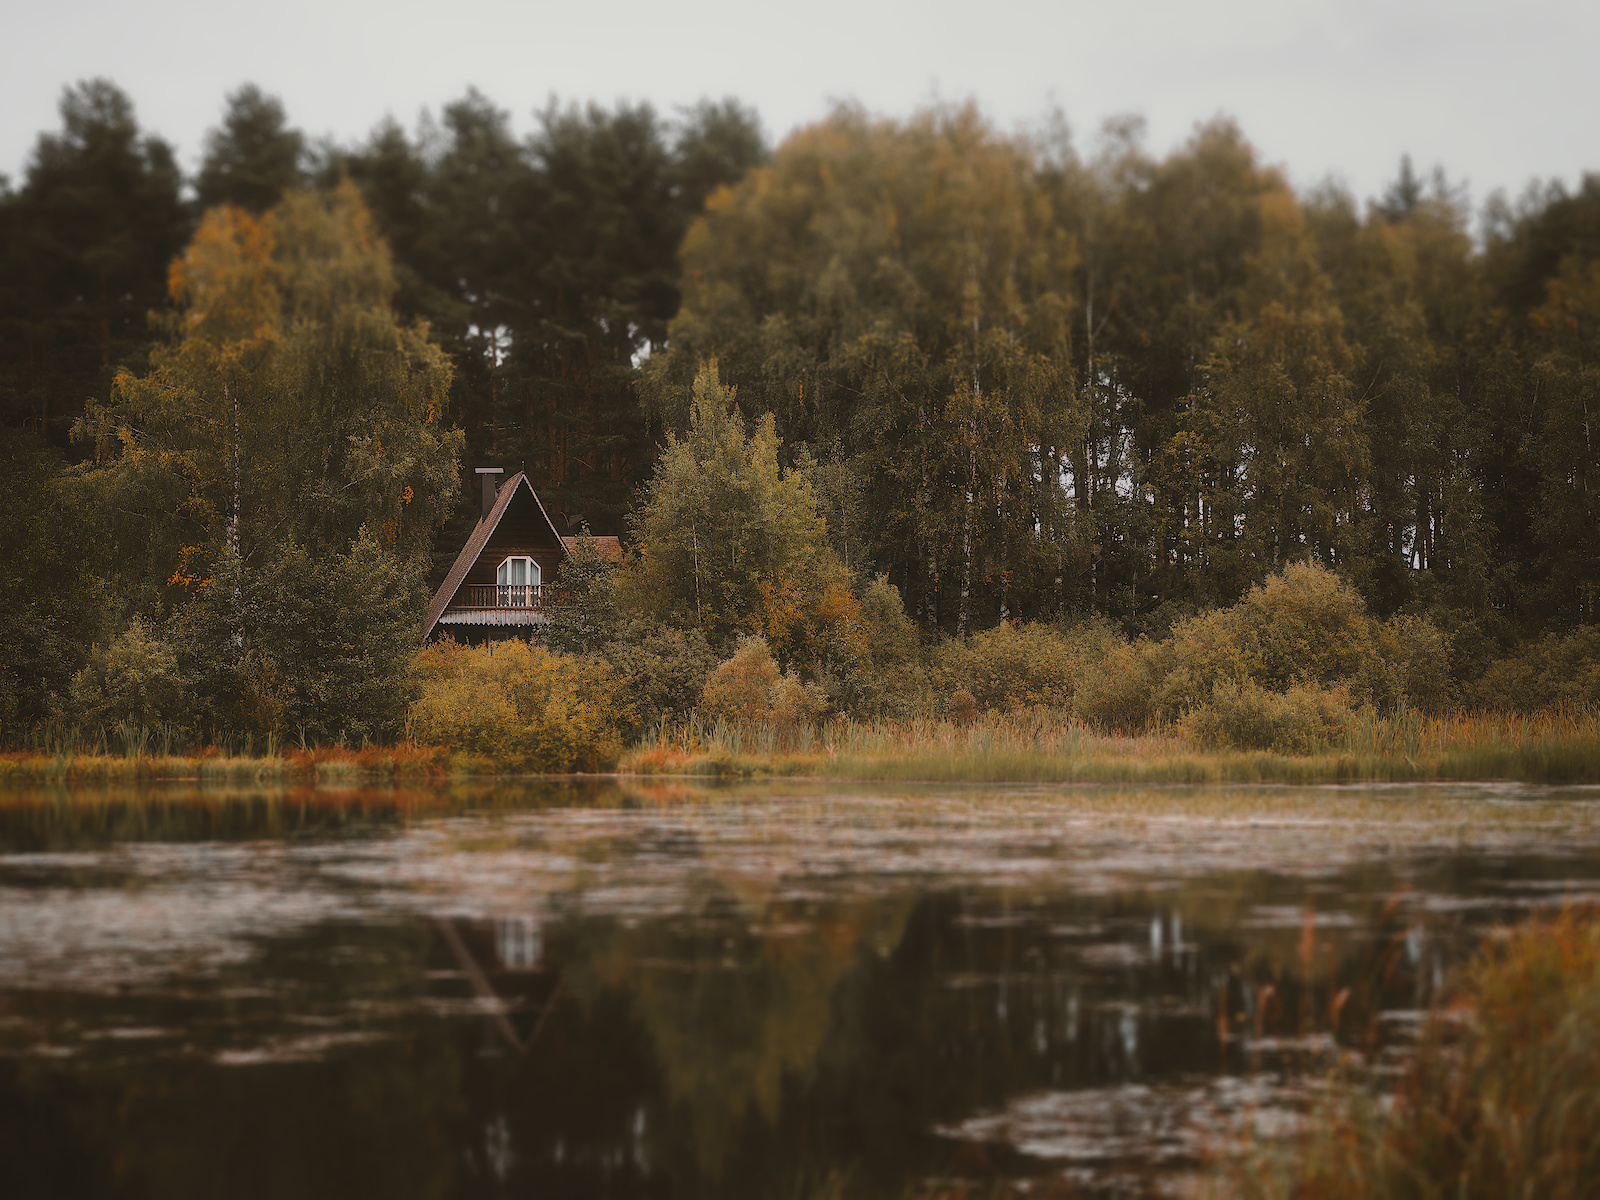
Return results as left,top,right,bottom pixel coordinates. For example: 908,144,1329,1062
619,708,1600,785
6,709,1597,788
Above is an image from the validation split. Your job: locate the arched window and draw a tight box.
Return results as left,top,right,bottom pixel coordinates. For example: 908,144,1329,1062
496,556,541,607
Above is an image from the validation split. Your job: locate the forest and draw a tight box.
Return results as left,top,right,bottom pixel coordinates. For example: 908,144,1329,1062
3,78,1599,763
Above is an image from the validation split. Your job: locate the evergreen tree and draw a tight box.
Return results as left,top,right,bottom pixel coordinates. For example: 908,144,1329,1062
0,80,188,441
621,364,858,662
195,84,306,213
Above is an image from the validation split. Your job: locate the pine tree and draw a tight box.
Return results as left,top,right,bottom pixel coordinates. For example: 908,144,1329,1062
0,80,188,441
195,84,305,214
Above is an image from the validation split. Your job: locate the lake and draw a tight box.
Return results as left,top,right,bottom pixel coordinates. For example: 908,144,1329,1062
2,779,1598,1198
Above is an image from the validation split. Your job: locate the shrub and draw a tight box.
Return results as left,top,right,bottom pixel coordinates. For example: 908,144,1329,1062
1470,626,1600,711
1155,561,1384,718
946,688,980,726
932,616,1123,713
1375,612,1454,712
1184,680,1355,754
833,576,929,718
602,620,720,735
702,635,827,727
68,618,192,729
410,639,628,771
1074,640,1163,732
172,531,424,743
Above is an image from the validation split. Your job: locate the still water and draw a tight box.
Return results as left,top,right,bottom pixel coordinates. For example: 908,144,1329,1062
2,779,1599,1199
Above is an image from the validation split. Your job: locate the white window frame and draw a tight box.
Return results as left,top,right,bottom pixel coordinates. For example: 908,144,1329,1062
495,556,541,606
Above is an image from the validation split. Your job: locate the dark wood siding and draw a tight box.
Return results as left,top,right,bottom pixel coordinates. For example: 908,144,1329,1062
462,485,566,587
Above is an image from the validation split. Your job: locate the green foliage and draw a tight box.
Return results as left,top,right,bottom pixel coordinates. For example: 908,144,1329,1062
75,179,463,599
1071,562,1452,734
67,618,191,730
621,363,860,662
1148,561,1450,720
172,531,423,744
1073,641,1163,733
601,621,719,735
0,430,113,741
932,616,1123,713
327,92,767,538
701,636,827,728
839,577,928,717
643,102,1084,630
1184,680,1355,753
410,639,627,771
195,84,305,213
0,79,189,435
1374,612,1455,712
1471,626,1600,711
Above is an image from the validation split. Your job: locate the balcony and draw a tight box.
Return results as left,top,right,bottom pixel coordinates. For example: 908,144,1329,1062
456,583,545,609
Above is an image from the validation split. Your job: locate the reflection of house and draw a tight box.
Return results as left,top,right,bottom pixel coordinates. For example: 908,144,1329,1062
422,468,620,643
495,916,543,971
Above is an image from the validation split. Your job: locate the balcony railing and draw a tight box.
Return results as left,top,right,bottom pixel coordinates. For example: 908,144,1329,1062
457,583,544,609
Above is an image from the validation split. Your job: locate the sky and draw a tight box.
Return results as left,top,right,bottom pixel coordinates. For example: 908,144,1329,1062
3,0,1595,213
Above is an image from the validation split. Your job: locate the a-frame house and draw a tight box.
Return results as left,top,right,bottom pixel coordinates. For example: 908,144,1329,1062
422,469,620,642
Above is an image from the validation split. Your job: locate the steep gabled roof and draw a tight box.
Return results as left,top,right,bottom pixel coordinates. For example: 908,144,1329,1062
421,472,569,640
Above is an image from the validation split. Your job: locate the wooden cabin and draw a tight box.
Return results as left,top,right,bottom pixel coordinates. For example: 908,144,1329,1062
421,469,621,642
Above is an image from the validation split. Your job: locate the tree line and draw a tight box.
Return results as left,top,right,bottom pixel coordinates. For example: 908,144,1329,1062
2,78,1599,743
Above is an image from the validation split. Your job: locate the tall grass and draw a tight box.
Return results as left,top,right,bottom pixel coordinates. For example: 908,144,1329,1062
1218,907,1600,1200
620,707,1600,784
0,741,449,785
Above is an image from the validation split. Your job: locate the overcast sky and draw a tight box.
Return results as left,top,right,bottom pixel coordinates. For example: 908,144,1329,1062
4,0,1595,214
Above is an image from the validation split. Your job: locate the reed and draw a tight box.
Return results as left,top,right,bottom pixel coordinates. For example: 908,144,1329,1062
1217,907,1600,1200
0,742,449,784
618,707,1600,784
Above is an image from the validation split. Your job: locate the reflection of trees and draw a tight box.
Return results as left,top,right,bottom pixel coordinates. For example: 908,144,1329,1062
566,885,914,1179
0,921,467,1200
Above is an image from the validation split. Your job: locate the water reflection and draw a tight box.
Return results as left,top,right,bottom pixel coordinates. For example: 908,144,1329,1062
1,780,1598,1197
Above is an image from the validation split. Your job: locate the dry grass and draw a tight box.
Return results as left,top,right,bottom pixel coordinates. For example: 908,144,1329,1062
2,709,1594,787
0,742,449,785
619,708,1600,784
1218,907,1600,1200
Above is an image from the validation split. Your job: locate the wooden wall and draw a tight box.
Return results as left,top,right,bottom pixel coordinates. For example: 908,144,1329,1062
462,485,567,587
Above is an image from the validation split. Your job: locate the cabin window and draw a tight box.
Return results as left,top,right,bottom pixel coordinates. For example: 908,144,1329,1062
496,556,541,606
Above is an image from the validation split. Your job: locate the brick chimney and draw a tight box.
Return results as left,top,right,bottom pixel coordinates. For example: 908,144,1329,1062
474,467,504,521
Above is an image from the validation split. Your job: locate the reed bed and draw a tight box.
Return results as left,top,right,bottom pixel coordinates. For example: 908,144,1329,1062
619,707,1600,784
1216,906,1600,1200
3,709,1595,786
0,742,449,786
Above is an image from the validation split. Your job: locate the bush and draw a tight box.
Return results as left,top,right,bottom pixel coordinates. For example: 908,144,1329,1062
701,635,827,727
170,531,424,743
68,618,192,730
1375,612,1454,712
1470,626,1600,711
1154,561,1384,718
932,616,1123,713
1074,640,1163,732
410,639,627,771
1184,680,1356,754
602,620,720,735
832,576,928,718
946,688,980,725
